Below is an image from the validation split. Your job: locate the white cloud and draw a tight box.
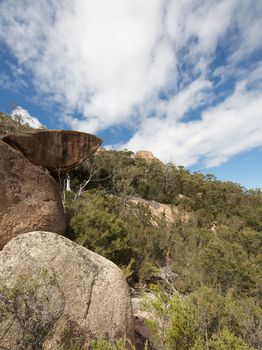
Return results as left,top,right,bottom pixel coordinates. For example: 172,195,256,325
11,106,43,129
0,0,168,132
123,80,262,166
0,0,262,167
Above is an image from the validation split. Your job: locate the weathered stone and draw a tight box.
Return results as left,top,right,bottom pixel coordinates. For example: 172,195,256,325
0,140,65,249
132,295,155,349
2,130,102,174
135,150,160,162
0,231,134,349
127,197,190,225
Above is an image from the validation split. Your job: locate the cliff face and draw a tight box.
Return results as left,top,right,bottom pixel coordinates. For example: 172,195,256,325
0,140,66,249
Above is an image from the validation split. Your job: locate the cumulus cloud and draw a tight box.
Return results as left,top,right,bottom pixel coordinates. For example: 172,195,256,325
0,0,262,167
123,80,262,166
11,106,43,129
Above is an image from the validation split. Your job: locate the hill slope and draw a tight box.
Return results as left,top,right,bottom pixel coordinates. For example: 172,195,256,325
65,149,262,349
1,112,261,349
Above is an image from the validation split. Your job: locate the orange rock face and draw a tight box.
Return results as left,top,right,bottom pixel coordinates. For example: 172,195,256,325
0,140,66,249
2,130,102,174
135,150,160,162
127,198,190,225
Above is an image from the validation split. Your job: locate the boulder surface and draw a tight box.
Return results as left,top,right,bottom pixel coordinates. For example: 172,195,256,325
2,130,102,174
135,150,160,162
0,231,134,349
0,140,65,249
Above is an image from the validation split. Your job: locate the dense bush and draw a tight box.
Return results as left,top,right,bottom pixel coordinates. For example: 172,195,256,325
65,149,262,349
143,286,258,350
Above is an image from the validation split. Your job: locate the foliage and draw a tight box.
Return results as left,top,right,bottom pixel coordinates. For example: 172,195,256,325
191,329,256,350
199,238,257,294
90,338,136,350
143,285,200,350
67,190,169,284
65,149,262,349
69,191,135,266
144,286,258,350
207,328,256,350
61,319,86,350
0,270,64,350
68,150,262,230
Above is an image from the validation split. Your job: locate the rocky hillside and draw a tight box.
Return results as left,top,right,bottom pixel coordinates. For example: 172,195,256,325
0,113,261,349
65,148,262,350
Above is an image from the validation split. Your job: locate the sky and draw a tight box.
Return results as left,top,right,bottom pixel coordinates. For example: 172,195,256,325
0,0,262,189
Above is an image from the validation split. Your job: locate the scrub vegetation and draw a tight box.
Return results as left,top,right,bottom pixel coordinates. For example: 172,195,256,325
65,149,262,349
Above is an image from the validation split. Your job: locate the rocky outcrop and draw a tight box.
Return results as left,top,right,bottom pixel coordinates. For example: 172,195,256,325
135,150,160,163
127,197,190,225
0,231,134,349
0,140,65,249
2,130,102,175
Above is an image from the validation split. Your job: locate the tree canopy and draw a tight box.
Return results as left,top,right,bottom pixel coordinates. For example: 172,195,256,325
65,149,262,349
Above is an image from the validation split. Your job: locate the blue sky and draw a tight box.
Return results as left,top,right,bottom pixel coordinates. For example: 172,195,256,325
0,0,262,189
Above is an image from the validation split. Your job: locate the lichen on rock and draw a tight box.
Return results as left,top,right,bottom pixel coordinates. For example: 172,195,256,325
0,231,134,349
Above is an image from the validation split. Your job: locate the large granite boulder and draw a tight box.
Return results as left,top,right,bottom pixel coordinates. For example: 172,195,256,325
0,231,134,349
2,130,102,175
0,140,65,249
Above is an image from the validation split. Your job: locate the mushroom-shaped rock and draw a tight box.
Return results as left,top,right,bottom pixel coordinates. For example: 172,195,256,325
2,130,102,174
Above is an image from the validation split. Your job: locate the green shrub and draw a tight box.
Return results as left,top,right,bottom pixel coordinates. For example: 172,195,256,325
0,271,64,350
143,285,200,350
90,338,135,350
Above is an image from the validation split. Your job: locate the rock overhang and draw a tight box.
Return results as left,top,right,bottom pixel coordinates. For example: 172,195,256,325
2,129,103,175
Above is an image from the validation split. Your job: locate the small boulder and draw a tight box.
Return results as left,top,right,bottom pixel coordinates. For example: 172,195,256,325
2,130,102,174
0,231,134,349
0,140,65,249
132,294,156,349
